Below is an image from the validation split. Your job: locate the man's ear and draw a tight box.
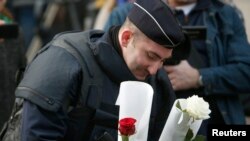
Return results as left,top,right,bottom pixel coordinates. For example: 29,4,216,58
120,30,132,47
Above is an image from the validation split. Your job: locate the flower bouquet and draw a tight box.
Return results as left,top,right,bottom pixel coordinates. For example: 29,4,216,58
159,95,211,141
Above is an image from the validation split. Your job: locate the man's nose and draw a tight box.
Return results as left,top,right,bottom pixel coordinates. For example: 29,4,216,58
147,62,162,75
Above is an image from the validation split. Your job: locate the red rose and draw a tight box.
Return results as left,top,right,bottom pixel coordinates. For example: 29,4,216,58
118,117,137,136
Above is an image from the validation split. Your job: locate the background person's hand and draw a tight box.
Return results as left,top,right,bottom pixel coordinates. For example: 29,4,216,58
164,60,200,91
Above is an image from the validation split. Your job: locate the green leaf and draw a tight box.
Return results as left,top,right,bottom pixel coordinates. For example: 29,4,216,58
184,129,193,141
192,135,206,141
176,101,181,110
184,129,206,141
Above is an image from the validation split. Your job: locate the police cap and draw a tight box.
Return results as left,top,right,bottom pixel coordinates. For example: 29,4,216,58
128,0,185,48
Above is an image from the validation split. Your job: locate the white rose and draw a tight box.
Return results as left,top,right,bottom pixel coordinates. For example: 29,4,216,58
185,95,211,120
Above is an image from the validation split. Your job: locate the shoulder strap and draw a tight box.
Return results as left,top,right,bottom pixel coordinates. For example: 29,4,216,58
52,31,103,109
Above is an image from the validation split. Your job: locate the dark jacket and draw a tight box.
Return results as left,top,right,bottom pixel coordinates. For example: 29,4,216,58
16,30,176,141
199,0,250,124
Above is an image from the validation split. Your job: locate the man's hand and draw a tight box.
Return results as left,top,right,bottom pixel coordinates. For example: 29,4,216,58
164,60,200,91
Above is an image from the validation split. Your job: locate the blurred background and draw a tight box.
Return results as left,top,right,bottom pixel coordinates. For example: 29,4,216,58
0,0,250,130
4,0,250,62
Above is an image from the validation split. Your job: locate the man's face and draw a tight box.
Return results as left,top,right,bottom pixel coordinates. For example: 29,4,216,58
122,33,173,80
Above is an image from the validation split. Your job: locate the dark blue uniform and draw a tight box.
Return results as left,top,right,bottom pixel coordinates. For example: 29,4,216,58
16,30,176,141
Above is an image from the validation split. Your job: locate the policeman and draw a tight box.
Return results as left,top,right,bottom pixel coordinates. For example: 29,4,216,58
15,0,186,140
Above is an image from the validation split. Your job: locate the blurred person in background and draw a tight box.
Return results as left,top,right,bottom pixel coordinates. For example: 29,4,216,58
0,0,26,130
0,0,12,24
7,0,37,50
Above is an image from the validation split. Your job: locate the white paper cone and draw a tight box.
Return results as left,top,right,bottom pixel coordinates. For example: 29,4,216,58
159,99,202,141
116,81,154,141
